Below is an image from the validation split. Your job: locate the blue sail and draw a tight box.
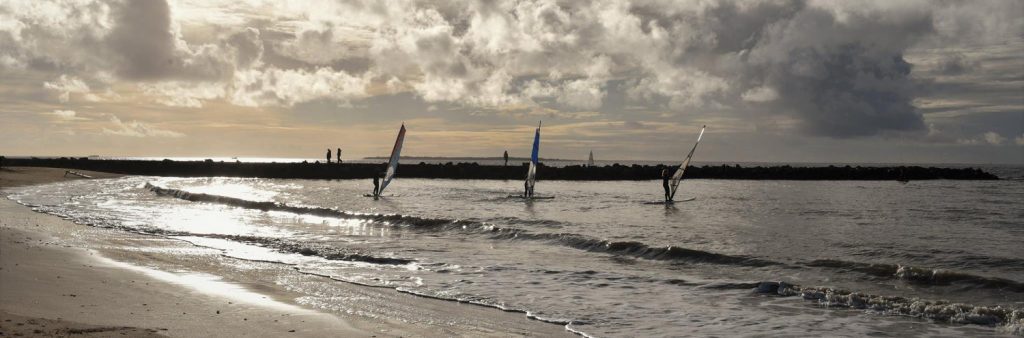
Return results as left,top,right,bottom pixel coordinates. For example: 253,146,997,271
525,122,541,195
530,127,540,164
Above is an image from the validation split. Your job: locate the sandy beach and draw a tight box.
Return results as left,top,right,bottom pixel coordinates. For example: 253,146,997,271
0,167,573,337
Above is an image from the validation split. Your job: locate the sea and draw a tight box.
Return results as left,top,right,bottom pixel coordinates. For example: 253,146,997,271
5,164,1023,337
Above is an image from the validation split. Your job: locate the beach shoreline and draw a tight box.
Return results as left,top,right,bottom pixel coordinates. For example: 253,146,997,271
0,167,574,337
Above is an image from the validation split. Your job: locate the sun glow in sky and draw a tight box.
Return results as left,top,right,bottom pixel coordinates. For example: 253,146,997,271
1,0,1021,164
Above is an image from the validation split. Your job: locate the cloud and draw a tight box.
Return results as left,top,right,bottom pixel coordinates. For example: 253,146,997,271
934,53,979,76
102,115,184,138
229,67,369,107
47,109,89,121
956,131,1010,146
139,81,225,108
983,131,1006,145
43,75,90,102
741,86,778,103
104,0,232,81
2,0,1022,142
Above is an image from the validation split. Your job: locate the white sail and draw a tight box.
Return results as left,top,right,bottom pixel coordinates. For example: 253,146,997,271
669,125,705,200
525,122,541,196
588,150,594,167
378,124,406,194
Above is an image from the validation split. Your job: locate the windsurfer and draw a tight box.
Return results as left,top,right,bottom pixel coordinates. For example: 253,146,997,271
372,173,380,198
662,169,671,202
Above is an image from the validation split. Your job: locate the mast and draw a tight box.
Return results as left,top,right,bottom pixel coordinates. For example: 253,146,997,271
669,125,705,200
378,123,406,195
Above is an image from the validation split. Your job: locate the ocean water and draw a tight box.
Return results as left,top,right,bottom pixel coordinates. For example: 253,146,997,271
6,173,1024,337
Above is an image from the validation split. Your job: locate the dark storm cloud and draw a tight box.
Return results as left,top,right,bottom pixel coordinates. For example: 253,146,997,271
104,0,235,81
105,0,176,79
708,3,933,137
934,53,979,76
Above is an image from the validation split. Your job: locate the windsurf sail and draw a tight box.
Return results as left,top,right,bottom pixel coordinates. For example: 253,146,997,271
588,150,594,167
525,122,541,196
669,125,705,200
378,123,406,195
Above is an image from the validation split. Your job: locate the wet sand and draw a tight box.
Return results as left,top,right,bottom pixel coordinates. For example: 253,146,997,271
0,167,574,337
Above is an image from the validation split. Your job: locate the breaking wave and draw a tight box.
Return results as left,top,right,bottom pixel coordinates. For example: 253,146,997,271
753,281,1024,333
807,259,1024,292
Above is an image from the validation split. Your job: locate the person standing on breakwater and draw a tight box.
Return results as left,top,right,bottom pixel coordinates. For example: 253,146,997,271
504,150,509,166
326,149,332,164
336,148,342,164
662,169,671,202
372,172,380,199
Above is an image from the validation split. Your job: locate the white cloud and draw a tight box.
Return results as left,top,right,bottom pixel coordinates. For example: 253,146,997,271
43,75,90,103
47,109,88,121
741,86,779,103
955,131,1011,146
102,115,184,138
139,81,225,108
230,67,369,107
983,131,1006,145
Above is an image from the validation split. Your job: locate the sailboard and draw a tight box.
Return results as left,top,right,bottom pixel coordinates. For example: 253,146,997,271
374,123,406,197
588,150,595,167
642,197,696,205
516,121,553,200
646,125,705,204
669,125,705,200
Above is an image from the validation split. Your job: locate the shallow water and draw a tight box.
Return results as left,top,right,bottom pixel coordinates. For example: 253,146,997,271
7,173,1024,337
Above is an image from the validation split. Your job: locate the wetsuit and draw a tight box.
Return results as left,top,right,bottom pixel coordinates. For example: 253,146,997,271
373,176,380,197
662,174,671,202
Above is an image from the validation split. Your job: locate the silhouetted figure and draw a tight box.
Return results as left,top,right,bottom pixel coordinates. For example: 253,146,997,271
336,148,342,164
662,169,672,202
372,173,380,198
326,149,332,164
503,150,509,166
524,180,535,198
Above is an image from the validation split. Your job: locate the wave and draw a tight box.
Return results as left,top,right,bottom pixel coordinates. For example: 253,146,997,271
807,259,1024,292
145,182,1024,293
754,281,1024,332
198,234,415,265
145,182,778,268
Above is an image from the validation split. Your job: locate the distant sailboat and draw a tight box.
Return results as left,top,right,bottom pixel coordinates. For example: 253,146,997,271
377,123,406,196
668,125,706,201
588,150,595,167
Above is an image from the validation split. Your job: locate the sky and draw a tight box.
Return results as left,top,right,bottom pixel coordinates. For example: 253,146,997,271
1,0,1022,164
